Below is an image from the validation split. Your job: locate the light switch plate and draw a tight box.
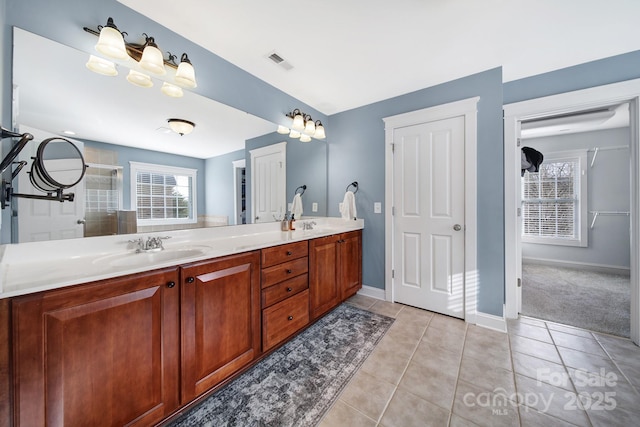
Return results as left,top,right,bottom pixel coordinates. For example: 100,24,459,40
374,202,382,213
312,202,318,212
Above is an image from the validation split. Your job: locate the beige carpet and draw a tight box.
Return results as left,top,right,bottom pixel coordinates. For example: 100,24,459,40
521,263,630,337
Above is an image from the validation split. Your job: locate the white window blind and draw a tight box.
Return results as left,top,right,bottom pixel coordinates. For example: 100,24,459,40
521,150,587,247
130,162,197,225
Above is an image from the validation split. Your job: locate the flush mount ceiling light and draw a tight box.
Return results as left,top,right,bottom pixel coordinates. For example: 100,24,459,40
167,118,195,136
84,18,197,97
278,109,326,141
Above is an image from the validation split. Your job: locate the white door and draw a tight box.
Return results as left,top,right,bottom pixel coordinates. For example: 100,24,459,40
250,142,286,223
392,116,466,318
16,126,85,242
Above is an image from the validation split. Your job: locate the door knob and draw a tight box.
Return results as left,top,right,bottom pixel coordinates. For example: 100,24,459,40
453,224,462,231
77,219,86,224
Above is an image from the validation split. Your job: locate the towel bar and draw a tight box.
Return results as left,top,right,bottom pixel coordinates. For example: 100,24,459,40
346,181,358,194
295,185,306,196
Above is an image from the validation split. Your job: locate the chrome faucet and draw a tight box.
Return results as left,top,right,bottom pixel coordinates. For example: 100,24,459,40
129,236,171,252
301,221,317,231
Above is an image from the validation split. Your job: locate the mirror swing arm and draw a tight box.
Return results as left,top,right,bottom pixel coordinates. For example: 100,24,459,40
0,127,86,209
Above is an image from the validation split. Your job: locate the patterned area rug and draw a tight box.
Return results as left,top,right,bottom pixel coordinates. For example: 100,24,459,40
169,303,394,427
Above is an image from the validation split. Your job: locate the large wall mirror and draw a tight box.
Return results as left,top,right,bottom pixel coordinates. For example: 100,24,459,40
10,27,327,243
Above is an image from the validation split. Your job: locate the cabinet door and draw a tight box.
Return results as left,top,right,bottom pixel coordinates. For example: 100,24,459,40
181,251,261,402
340,230,363,300
12,268,180,427
309,235,341,320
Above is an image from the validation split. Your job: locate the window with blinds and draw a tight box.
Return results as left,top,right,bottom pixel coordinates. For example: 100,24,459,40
130,162,197,225
521,150,587,247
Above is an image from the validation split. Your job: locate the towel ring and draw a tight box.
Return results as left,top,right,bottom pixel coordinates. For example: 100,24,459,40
346,181,358,194
295,185,306,196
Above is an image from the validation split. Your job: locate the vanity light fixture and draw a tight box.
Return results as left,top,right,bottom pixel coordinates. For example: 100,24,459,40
167,118,195,136
84,18,198,97
281,109,326,141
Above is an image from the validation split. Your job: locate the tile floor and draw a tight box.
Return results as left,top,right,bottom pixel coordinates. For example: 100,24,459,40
318,295,640,427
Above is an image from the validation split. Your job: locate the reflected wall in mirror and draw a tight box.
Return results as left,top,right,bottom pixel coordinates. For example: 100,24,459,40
10,27,327,243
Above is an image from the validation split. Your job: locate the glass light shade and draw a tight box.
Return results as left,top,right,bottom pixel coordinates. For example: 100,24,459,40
175,54,197,88
291,113,305,131
277,125,290,134
95,25,128,60
126,69,153,88
139,41,166,75
289,130,301,139
313,122,326,139
304,119,315,135
161,82,183,98
300,134,312,143
168,118,195,136
86,55,118,76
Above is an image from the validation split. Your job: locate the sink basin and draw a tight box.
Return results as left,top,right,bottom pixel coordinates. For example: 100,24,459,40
94,246,210,268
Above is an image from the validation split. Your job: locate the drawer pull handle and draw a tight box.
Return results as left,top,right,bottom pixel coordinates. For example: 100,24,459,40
167,281,176,288
286,269,292,274
286,251,292,256
288,316,294,321
286,287,293,292
186,277,195,283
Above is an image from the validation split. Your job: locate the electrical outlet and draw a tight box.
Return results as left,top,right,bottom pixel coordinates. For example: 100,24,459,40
339,202,344,212
312,202,318,212
288,202,293,211
374,202,382,213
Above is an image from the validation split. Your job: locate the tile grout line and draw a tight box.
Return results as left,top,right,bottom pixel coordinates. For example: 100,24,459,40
447,321,471,427
374,305,431,427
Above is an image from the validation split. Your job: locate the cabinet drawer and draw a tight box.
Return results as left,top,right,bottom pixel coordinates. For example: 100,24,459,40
261,241,308,268
261,257,308,288
262,274,308,308
262,289,310,351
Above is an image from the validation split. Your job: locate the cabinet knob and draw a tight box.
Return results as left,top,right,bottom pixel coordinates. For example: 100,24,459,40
167,281,176,288
288,316,294,321
286,251,292,256
286,269,292,274
286,287,293,292
186,277,195,283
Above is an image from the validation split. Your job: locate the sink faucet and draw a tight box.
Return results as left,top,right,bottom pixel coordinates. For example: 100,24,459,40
301,221,317,231
129,236,171,252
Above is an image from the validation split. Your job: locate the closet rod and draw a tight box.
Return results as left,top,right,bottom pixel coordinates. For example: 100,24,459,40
589,210,630,229
589,145,629,168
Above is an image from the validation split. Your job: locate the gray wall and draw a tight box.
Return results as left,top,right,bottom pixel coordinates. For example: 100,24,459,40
328,68,506,316
205,149,244,224
522,128,631,269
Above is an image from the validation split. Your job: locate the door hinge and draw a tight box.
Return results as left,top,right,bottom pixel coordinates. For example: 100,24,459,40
517,207,521,217
517,138,521,148
517,278,522,288
392,206,395,216
392,269,395,279
391,143,395,153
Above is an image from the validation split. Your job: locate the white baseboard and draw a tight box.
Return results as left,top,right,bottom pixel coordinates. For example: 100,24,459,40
475,310,507,333
358,285,386,301
523,257,630,276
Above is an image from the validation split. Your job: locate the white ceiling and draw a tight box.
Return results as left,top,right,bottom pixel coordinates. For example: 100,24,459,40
118,0,640,115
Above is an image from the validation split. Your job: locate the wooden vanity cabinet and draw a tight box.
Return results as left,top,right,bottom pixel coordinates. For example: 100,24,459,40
11,268,181,427
260,241,310,351
180,251,261,403
309,230,362,320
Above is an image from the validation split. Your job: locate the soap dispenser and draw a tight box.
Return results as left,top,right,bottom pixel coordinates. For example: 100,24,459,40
281,214,290,231
289,214,296,231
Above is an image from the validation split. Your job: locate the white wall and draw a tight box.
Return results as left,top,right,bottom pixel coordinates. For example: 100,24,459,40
522,127,631,269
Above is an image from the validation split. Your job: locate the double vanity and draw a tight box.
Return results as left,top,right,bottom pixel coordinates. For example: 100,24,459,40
0,217,363,426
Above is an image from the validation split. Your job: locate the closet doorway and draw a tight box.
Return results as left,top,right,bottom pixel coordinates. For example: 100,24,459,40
519,105,631,337
504,79,640,344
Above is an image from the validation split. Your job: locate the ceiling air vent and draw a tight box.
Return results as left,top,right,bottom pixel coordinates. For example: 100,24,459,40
266,51,294,71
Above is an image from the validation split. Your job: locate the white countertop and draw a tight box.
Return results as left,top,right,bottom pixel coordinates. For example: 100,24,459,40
0,217,363,299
